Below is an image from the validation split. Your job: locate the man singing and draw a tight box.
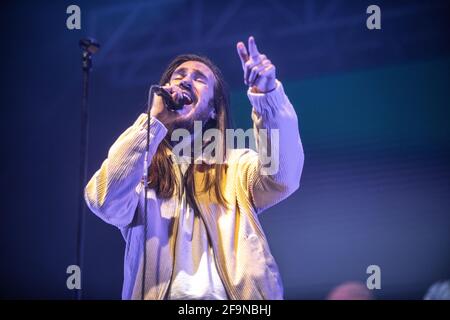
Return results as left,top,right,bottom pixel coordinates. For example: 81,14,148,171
84,36,304,299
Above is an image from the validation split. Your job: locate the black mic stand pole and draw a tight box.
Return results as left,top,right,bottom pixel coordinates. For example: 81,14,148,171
76,38,99,300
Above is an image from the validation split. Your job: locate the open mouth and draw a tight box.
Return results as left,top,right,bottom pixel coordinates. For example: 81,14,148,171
181,90,195,106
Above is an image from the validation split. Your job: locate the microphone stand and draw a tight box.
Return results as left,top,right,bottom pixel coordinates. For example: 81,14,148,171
141,85,186,299
76,38,99,300
141,85,180,299
141,85,160,300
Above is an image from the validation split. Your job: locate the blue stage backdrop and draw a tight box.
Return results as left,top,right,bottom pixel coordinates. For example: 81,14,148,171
0,0,449,299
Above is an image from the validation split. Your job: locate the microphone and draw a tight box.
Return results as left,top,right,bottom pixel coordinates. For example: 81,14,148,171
79,37,100,54
79,37,100,72
153,85,192,111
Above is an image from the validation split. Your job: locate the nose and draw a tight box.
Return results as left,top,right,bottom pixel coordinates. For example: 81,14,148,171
179,79,192,91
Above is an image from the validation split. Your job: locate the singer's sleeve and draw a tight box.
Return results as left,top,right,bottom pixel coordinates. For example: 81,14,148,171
84,114,167,228
236,80,304,214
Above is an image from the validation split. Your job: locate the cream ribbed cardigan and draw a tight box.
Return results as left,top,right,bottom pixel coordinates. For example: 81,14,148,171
84,80,304,299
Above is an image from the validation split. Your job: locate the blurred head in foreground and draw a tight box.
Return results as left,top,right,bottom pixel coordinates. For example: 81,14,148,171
326,281,375,300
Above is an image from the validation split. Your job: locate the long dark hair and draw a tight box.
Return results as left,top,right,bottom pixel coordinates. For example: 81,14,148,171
147,54,232,211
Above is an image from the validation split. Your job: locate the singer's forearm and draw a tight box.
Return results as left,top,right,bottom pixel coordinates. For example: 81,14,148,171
84,114,167,227
243,80,304,212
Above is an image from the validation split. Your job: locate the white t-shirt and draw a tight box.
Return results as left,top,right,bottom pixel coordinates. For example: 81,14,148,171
167,177,228,300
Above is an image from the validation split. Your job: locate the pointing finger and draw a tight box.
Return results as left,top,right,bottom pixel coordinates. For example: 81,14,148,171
248,36,260,60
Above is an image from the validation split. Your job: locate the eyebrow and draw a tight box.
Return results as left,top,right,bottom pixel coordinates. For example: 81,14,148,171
172,67,208,80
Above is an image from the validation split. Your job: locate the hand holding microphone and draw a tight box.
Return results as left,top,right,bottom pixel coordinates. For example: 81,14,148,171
149,84,193,129
154,85,192,110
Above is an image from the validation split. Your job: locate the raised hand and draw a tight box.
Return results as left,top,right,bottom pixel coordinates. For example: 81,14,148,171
237,36,276,93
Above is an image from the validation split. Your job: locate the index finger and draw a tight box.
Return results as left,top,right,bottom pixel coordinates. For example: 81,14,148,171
248,36,260,59
236,41,249,67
